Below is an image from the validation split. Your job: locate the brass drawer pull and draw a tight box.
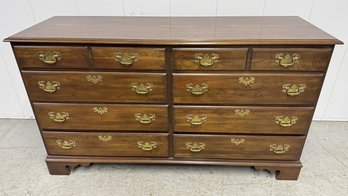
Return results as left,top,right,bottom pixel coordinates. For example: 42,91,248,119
137,141,157,151
282,83,306,96
239,77,255,86
275,53,301,68
194,53,219,67
38,81,60,93
98,135,112,142
56,140,75,149
38,51,61,64
276,116,298,127
270,144,291,154
115,52,138,66
235,109,250,117
131,82,153,95
93,107,108,115
86,75,103,84
231,138,245,145
186,83,208,95
135,113,156,124
48,112,69,123
186,142,205,152
186,115,207,125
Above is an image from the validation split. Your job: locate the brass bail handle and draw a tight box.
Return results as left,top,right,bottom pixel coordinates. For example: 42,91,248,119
275,53,301,68
38,51,61,64
115,52,138,66
195,53,219,67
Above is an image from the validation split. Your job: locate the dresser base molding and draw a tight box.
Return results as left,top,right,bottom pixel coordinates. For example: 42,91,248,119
46,156,302,180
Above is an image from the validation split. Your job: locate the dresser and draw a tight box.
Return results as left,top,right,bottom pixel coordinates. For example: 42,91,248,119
4,16,342,180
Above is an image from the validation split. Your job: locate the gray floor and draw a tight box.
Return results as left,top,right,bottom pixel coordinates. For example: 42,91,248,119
0,120,347,196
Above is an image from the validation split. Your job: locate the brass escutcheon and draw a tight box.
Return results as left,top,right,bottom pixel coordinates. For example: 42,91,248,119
235,109,250,117
86,75,103,84
230,138,245,145
38,51,61,64
239,77,255,86
282,84,306,96
98,135,112,142
37,81,60,93
194,53,219,67
275,53,301,68
93,107,108,115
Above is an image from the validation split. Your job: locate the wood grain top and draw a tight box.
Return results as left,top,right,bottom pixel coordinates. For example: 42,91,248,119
4,16,342,45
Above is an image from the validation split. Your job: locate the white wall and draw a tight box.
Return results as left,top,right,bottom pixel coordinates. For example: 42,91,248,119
0,0,347,121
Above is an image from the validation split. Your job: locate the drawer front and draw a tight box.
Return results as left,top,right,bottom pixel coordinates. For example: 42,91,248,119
173,73,323,105
34,103,168,131
92,47,165,70
173,48,248,70
174,134,305,160
43,131,168,157
174,106,314,135
22,71,167,103
251,48,332,71
14,46,90,69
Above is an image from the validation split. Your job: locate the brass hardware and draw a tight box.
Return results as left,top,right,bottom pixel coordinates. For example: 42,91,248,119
115,52,138,66
231,138,245,145
282,84,306,96
37,81,60,93
86,75,103,84
56,140,75,149
137,141,157,151
186,83,208,95
38,51,61,64
235,109,250,117
135,113,156,124
186,115,207,125
93,107,108,115
275,116,298,127
48,112,69,123
275,53,301,68
194,53,219,67
131,82,153,95
186,142,205,152
270,144,291,154
239,77,255,86
98,135,112,142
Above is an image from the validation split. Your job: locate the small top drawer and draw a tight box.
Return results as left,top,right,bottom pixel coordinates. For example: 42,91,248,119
251,48,333,71
14,46,90,69
91,47,165,70
173,48,248,70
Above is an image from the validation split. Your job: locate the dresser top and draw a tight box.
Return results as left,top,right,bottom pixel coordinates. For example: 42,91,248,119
4,16,342,45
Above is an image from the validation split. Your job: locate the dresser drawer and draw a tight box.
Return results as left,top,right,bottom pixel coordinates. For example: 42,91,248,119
173,73,323,105
22,71,167,103
173,48,248,70
174,106,313,135
14,46,90,69
174,134,305,160
43,131,168,157
92,47,165,70
34,103,168,131
251,48,332,71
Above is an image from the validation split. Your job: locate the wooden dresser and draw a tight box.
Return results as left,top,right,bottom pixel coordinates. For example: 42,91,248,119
4,16,342,180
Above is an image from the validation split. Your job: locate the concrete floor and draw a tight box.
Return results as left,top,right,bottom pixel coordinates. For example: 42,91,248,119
0,120,347,196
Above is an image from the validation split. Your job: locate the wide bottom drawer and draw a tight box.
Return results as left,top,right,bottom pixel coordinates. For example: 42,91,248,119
174,134,305,160
43,131,168,157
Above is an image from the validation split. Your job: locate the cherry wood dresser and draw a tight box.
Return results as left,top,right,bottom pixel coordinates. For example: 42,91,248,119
4,16,342,180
